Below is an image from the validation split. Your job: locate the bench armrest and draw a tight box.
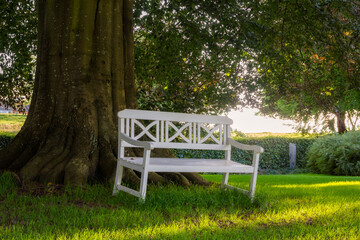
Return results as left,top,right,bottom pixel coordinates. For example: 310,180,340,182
119,132,154,150
228,138,264,153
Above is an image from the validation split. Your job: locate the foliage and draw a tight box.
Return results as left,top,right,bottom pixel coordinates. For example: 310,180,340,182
248,0,360,133
0,0,37,110
134,0,259,114
1,174,360,239
0,132,16,151
175,135,317,170
307,131,360,175
231,130,247,138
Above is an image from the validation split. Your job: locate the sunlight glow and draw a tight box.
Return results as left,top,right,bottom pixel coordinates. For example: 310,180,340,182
227,108,296,133
272,181,360,189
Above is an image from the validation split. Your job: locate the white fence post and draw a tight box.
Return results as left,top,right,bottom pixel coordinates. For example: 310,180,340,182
289,143,296,169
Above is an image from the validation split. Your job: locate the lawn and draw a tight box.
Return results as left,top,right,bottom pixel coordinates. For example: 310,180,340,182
1,173,359,239
0,113,27,133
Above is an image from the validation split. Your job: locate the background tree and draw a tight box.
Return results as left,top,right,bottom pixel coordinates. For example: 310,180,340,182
133,0,360,133
0,0,36,110
247,0,360,133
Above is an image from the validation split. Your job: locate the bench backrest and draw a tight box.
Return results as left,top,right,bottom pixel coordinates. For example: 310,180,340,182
118,109,233,150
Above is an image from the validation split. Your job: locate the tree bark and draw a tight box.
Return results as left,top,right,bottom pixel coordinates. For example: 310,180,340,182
0,0,209,186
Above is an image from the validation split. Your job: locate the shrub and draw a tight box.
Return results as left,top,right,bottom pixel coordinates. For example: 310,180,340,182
307,131,360,176
0,132,16,151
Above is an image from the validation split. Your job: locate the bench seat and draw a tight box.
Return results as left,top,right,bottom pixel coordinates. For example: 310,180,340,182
121,157,254,173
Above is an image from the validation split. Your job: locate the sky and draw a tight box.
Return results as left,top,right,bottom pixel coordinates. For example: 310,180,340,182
227,108,296,133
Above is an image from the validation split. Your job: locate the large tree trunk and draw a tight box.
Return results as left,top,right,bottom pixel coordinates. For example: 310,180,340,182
0,0,209,186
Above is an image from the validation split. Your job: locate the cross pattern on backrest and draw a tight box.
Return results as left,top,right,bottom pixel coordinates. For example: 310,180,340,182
131,119,159,142
122,119,227,145
166,121,192,143
198,123,222,144
119,110,232,148
164,121,224,145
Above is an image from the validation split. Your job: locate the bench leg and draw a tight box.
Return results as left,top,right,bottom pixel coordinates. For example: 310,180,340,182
221,172,229,188
249,171,258,200
222,172,255,201
112,163,124,196
139,170,149,201
249,152,260,200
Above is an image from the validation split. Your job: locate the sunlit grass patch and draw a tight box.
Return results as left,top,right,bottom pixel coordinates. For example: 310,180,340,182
272,181,360,189
0,113,27,132
0,173,359,239
0,113,27,125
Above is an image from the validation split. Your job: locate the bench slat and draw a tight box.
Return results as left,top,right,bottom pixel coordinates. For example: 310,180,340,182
116,185,141,198
118,109,233,124
123,157,254,173
121,141,230,150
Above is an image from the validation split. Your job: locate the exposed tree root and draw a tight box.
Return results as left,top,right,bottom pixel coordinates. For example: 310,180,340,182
148,172,167,184
180,172,211,186
64,156,91,185
123,168,141,186
159,172,191,186
0,128,34,169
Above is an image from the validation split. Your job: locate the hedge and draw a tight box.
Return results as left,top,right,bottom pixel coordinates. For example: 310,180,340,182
175,136,317,170
307,131,360,175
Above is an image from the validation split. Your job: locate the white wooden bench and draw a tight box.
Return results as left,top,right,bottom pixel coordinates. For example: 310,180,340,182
112,109,264,201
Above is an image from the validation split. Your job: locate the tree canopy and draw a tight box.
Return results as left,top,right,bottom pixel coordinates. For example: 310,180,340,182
1,0,360,132
249,0,360,133
134,0,260,114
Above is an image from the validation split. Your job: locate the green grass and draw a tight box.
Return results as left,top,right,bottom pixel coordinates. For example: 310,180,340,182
0,113,27,133
1,173,359,239
0,113,27,125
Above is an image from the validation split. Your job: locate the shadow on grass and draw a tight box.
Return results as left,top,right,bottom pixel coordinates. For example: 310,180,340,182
2,173,360,239
115,184,265,211
0,179,267,239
